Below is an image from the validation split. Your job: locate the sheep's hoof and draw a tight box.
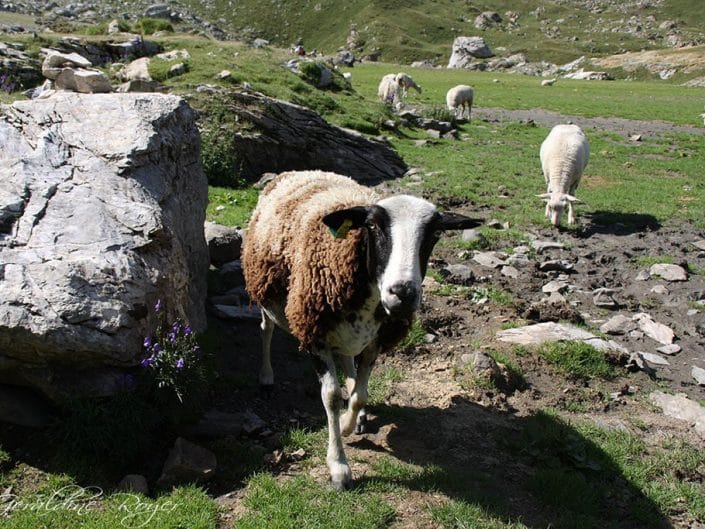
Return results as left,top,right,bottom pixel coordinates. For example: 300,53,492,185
259,384,274,398
354,415,368,435
330,476,353,491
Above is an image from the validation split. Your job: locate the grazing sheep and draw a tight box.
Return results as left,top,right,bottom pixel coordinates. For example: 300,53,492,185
446,84,474,120
242,170,480,490
378,73,401,104
396,72,422,98
541,78,556,86
538,124,590,226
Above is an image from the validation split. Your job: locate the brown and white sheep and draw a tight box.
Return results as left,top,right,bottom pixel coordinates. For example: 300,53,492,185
242,170,480,490
538,124,590,226
396,72,422,98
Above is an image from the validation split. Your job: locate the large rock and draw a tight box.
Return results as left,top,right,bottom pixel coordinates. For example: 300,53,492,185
54,68,112,93
228,91,407,183
0,93,208,401
447,36,494,68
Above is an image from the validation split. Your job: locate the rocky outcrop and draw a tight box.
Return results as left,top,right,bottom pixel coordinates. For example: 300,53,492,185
0,92,209,401
227,91,407,183
447,36,494,68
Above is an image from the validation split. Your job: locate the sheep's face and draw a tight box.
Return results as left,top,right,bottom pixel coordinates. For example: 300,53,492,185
322,196,481,319
540,192,578,226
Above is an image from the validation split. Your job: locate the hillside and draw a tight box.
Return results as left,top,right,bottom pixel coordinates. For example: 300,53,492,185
3,0,705,76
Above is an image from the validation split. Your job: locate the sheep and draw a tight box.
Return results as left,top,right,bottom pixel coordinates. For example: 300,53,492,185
538,124,590,226
446,84,474,120
378,73,401,105
242,170,480,490
541,78,556,86
395,72,422,98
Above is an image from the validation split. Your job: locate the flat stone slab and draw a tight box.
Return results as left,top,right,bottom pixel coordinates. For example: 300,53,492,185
649,263,688,282
496,322,627,353
633,313,675,344
650,391,705,438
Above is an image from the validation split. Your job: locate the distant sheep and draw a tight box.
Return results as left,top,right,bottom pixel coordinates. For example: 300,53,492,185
396,72,422,98
541,78,556,86
378,73,401,104
242,170,480,490
538,124,590,226
446,84,474,120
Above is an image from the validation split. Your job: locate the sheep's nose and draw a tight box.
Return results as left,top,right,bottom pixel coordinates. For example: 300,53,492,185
386,281,419,312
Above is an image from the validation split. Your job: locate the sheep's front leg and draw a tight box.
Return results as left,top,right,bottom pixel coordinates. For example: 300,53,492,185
312,353,352,490
340,346,378,436
258,310,275,387
567,201,575,225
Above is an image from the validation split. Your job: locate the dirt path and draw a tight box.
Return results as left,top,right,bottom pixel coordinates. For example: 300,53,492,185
474,106,705,137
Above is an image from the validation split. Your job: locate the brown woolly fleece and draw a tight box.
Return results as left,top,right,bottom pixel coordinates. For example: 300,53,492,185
242,171,381,352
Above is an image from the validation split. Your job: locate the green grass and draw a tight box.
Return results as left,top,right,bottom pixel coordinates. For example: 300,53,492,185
396,318,426,352
234,473,394,529
207,186,259,228
368,366,404,405
633,255,675,267
537,341,613,380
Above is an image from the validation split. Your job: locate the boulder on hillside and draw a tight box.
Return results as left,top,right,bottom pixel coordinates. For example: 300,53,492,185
227,91,407,183
0,93,209,401
448,36,494,68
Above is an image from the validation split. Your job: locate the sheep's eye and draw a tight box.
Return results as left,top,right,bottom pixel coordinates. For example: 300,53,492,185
433,230,443,239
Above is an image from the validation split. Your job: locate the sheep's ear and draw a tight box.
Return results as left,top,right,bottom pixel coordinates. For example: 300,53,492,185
536,193,551,199
564,194,581,203
322,207,370,239
438,212,483,231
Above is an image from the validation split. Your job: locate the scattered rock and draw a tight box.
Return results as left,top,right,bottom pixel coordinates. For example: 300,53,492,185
542,280,569,294
204,222,243,266
496,322,627,353
633,313,675,345
637,352,670,366
118,474,149,495
635,270,651,281
501,265,520,279
691,240,705,251
54,68,112,93
650,391,705,438
599,314,636,335
523,292,583,324
593,287,620,309
656,344,681,355
692,366,705,386
472,251,506,268
531,240,565,253
649,263,688,282
443,263,475,285
447,36,494,69
538,260,573,272
158,437,217,487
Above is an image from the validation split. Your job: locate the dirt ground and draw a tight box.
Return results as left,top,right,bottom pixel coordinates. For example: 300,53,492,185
211,109,705,528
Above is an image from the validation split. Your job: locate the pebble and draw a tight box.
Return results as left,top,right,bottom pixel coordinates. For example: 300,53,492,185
635,270,650,281
650,285,668,295
691,240,705,251
692,366,705,386
599,314,635,335
656,343,681,355
542,280,569,294
531,240,565,253
501,265,520,279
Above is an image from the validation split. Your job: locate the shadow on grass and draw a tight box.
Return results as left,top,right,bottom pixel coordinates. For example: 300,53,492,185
353,396,673,529
579,211,661,237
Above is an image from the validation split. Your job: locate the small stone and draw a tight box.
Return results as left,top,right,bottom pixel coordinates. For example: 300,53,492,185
650,285,668,295
637,352,670,366
501,265,520,279
424,333,437,344
691,240,705,251
629,134,642,142
118,474,149,495
593,287,619,309
635,270,650,281
216,70,231,79
599,314,635,335
688,309,700,316
472,251,506,268
242,411,266,435
649,263,687,282
538,260,574,272
461,228,481,242
531,240,565,253
633,313,675,345
158,438,217,487
444,263,475,285
290,448,307,460
650,391,705,438
692,366,705,386
656,344,681,355
542,280,568,294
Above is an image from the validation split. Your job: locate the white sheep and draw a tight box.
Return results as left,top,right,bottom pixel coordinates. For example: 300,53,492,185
395,72,422,98
378,73,401,105
538,124,590,226
446,84,474,120
242,170,480,490
541,78,556,86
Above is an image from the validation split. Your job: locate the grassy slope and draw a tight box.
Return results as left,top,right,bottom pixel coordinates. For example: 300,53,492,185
183,0,705,66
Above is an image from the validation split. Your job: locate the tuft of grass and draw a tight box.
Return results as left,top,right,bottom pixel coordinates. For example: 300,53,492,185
368,366,404,406
396,318,426,352
471,287,514,307
633,255,674,267
430,500,530,529
134,17,174,35
235,473,395,529
537,341,613,380
281,427,326,458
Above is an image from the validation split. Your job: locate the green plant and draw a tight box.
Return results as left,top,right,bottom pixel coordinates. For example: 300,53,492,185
135,17,174,35
633,255,674,267
140,299,208,404
397,318,426,351
537,341,613,380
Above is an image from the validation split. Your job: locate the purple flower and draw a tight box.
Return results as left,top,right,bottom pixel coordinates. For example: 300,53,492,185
176,358,185,369
141,356,155,368
172,322,182,335
184,325,192,336
154,299,163,312
153,343,162,354
143,336,152,349
168,332,177,344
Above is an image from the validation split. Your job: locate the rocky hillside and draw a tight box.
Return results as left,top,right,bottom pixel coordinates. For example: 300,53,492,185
2,0,705,70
